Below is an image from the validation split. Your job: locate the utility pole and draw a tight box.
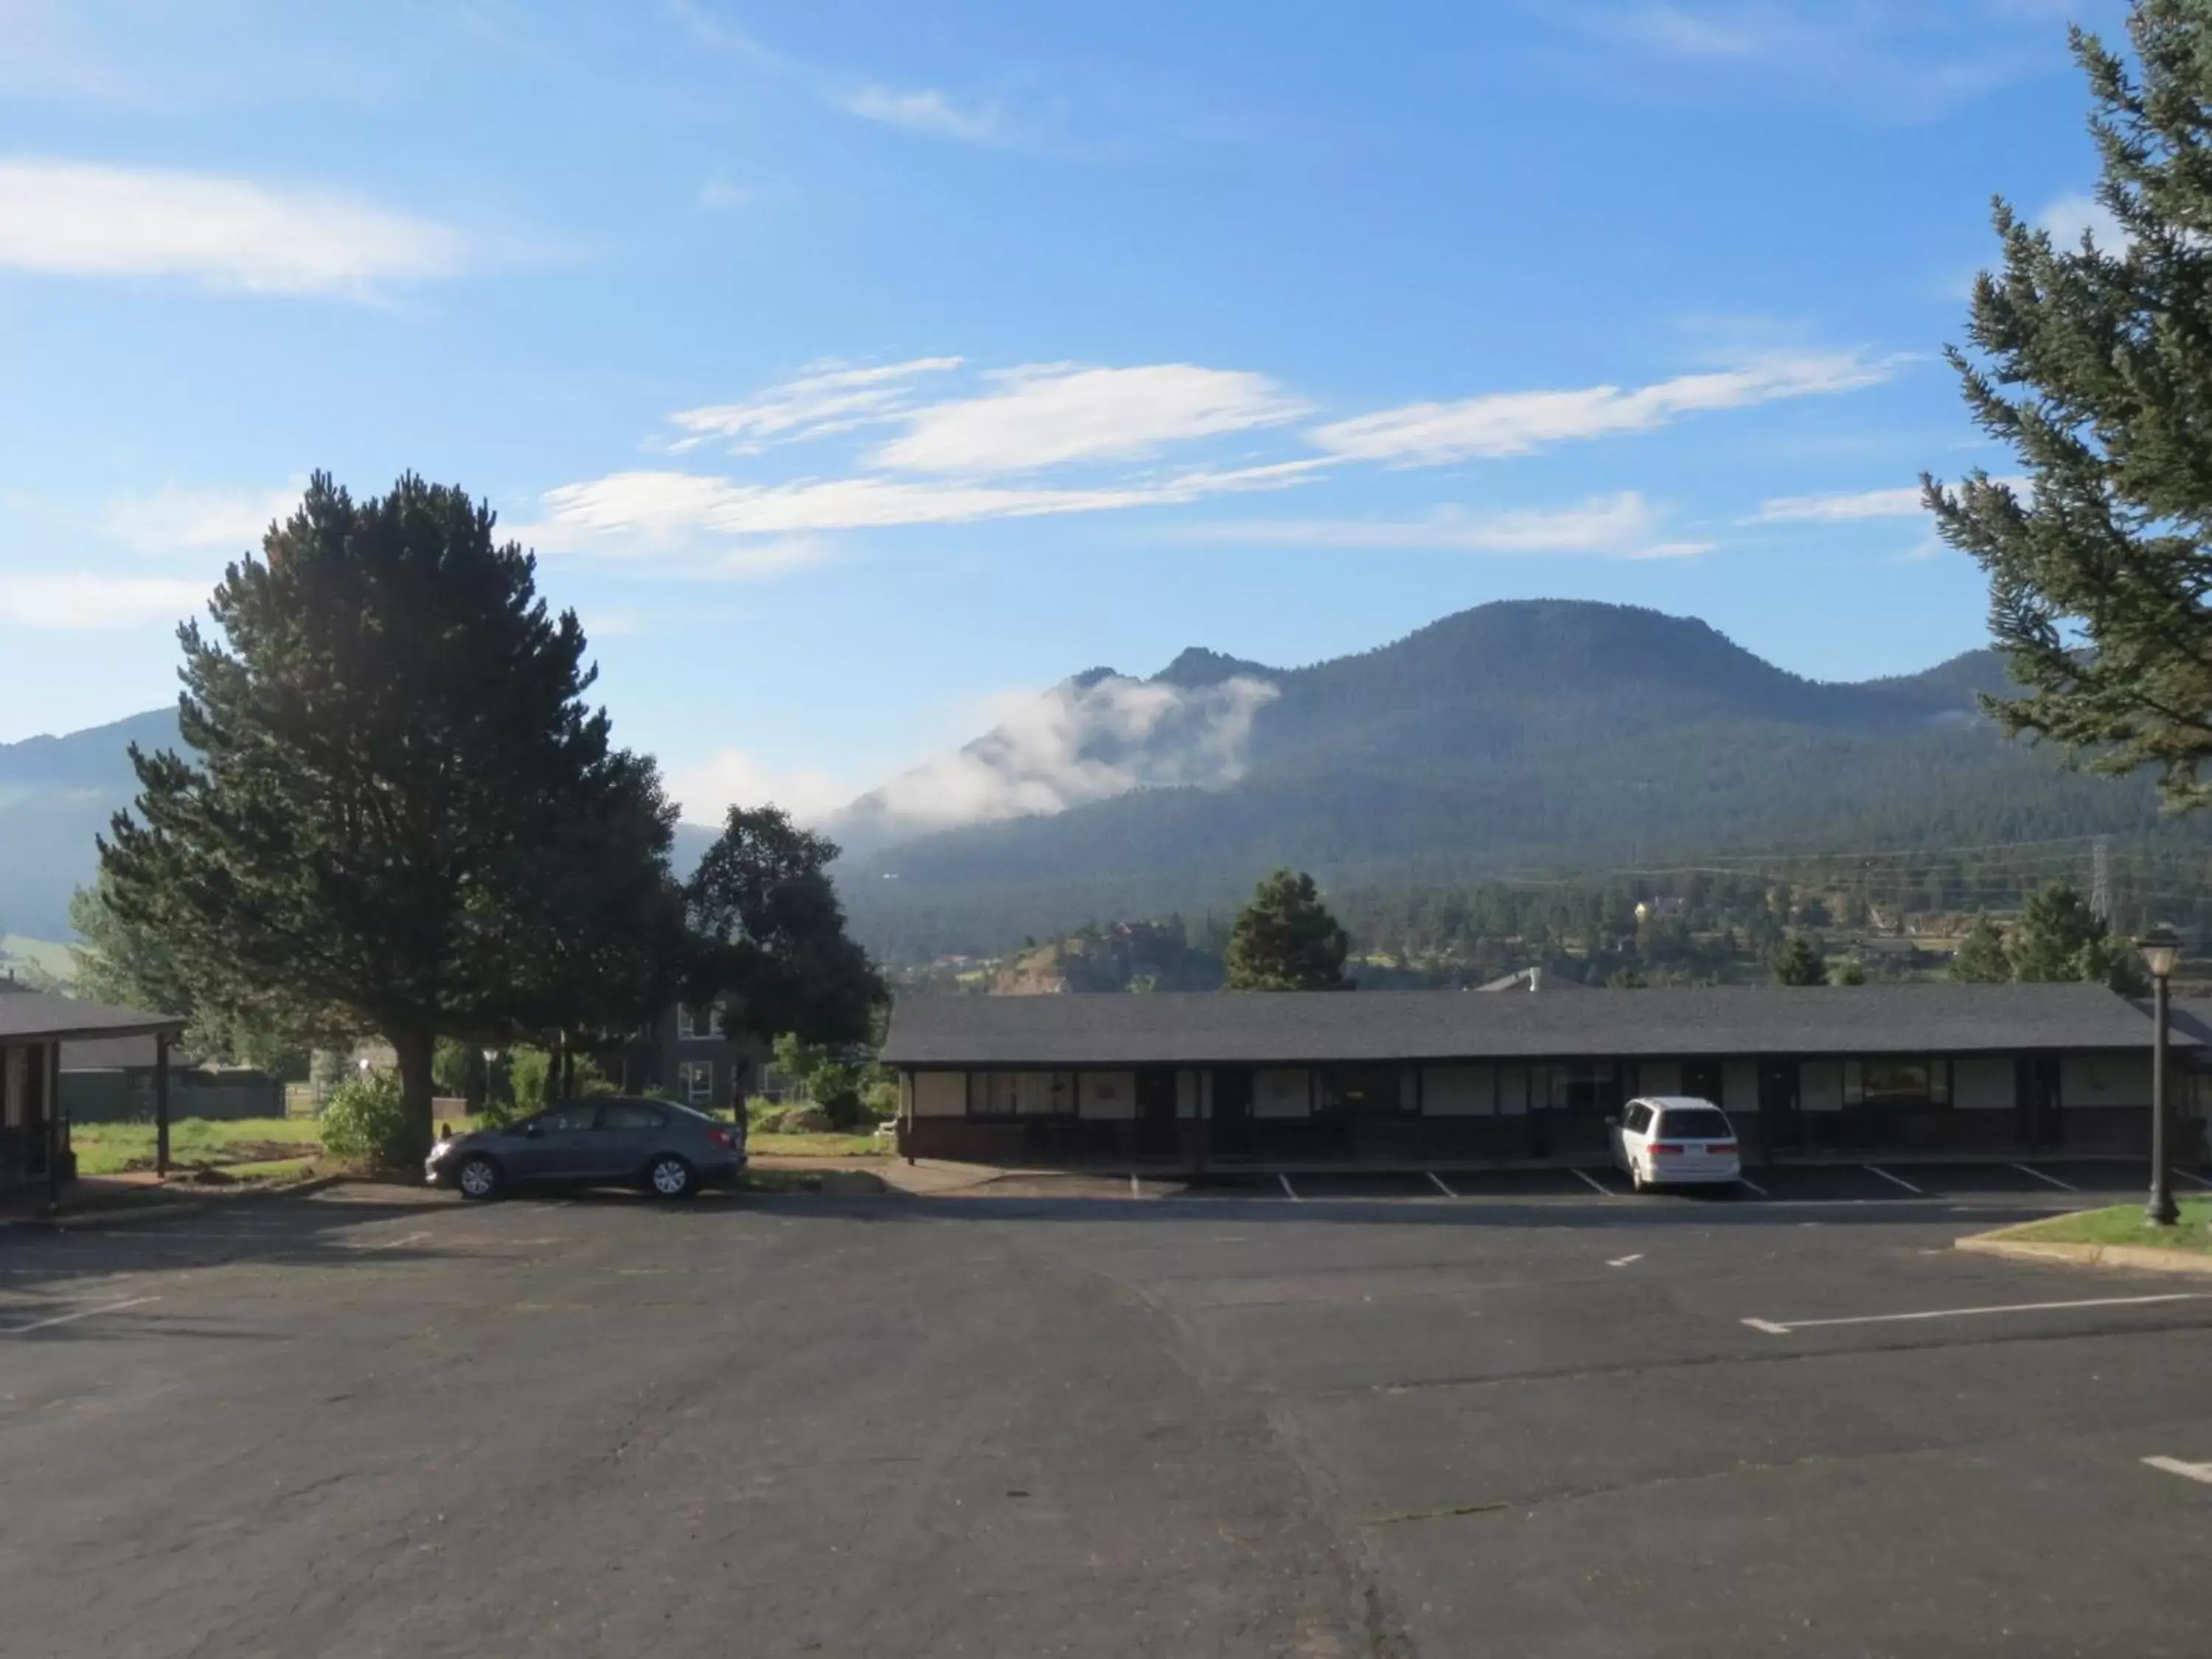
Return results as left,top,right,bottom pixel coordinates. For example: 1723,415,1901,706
2091,835,2112,927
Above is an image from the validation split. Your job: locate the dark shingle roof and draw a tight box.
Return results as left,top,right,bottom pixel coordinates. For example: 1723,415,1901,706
881,984,2174,1067
0,990,187,1045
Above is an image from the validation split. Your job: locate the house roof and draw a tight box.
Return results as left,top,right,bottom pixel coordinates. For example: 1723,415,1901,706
0,990,187,1046
881,984,2177,1068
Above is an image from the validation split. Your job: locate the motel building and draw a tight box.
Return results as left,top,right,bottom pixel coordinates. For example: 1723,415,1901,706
883,983,2208,1169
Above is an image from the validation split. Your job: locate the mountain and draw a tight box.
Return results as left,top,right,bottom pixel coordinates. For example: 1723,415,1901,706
835,600,2202,959
0,709,179,940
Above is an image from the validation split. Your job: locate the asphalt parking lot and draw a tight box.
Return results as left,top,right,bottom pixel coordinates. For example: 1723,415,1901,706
8,1168,2212,1657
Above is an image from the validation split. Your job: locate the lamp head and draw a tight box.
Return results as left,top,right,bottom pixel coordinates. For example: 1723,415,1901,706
2138,925,2183,981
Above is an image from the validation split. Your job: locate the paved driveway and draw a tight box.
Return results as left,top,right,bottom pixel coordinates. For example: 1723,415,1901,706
7,1177,2212,1656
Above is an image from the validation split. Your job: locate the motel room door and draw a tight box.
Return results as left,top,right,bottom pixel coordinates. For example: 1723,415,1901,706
1759,1062,1802,1155
2020,1057,2063,1148
1135,1068,1179,1157
1211,1068,1255,1156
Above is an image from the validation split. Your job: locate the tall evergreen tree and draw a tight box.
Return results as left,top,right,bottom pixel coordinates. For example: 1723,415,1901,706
686,807,884,1046
1225,869,1352,990
1950,914,2015,983
1929,2,2212,804
1770,933,1827,987
100,473,681,1161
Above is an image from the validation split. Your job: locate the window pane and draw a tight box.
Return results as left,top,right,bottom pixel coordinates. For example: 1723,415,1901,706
1318,1065,1404,1115
1655,1107,1731,1138
1861,1061,1933,1105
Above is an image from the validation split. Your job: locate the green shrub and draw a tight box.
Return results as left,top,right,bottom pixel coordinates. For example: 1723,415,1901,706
810,1062,863,1129
320,1068,411,1167
744,1095,784,1130
860,1074,900,1123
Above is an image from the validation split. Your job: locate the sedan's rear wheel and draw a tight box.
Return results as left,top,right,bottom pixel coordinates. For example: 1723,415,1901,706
457,1155,501,1201
646,1155,695,1200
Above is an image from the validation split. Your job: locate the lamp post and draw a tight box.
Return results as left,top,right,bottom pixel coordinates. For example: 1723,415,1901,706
2139,926,2183,1228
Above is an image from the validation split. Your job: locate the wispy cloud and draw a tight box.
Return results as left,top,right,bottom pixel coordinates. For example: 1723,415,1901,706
1196,493,1711,559
104,481,299,554
670,358,964,453
838,85,1001,144
1312,353,1897,466
2038,191,2126,250
538,460,1322,546
0,571,205,629
0,159,469,297
875,364,1312,475
667,747,858,826
1747,484,1927,523
698,178,755,212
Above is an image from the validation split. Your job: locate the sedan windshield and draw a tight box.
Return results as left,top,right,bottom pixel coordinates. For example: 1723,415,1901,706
1656,1108,1731,1139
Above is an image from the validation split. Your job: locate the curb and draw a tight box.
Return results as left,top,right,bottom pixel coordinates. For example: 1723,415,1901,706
1954,1233,2212,1276
51,1199,208,1229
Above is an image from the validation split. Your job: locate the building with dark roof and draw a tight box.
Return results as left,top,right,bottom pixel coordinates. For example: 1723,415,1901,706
0,988,187,1200
880,984,2193,1167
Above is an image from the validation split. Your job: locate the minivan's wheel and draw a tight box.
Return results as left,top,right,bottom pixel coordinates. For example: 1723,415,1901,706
645,1155,695,1200
456,1155,501,1201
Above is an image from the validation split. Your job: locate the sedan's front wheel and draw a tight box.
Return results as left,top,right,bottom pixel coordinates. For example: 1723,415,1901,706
456,1155,502,1202
645,1155,695,1200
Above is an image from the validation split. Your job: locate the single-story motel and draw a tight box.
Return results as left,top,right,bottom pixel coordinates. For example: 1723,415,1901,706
0,990,184,1203
883,984,2212,1169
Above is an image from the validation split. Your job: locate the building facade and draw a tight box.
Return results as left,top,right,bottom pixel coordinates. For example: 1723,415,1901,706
0,990,186,1200
595,999,770,1113
882,984,2198,1168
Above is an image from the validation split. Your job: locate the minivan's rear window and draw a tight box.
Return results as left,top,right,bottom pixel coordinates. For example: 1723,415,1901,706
1657,1108,1731,1139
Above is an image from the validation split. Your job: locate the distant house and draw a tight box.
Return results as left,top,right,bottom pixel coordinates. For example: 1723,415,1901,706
58,1035,282,1123
1477,966,1587,993
595,999,768,1112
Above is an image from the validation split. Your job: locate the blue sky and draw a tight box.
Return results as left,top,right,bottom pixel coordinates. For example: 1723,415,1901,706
0,0,2133,824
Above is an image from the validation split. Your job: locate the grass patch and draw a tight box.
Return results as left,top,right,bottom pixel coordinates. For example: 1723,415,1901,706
1997,1199,2212,1255
748,1130,886,1158
72,1116,324,1176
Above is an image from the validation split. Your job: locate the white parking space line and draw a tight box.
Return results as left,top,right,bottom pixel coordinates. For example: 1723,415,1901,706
1,1295,161,1335
2174,1168,2212,1191
1607,1253,1644,1268
1278,1173,1301,1202
1737,1175,1769,1196
1864,1164,1924,1195
350,1230,431,1253
1427,1172,1457,1198
1570,1168,1613,1197
1742,1291,2208,1337
2014,1164,2079,1192
2144,1455,2212,1485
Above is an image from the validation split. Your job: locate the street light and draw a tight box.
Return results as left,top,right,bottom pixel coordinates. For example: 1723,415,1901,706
2139,926,2183,1228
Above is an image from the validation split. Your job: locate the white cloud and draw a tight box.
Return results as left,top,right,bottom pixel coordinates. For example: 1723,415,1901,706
0,571,204,629
1196,492,1704,557
1312,353,1896,465
2038,191,2126,250
838,85,1001,143
668,748,857,827
0,160,466,296
874,364,1313,475
538,459,1322,544
1748,484,1927,523
104,482,299,554
698,178,755,212
846,672,1281,840
669,358,963,453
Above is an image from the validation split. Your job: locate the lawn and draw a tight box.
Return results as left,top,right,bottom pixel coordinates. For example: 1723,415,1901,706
748,1130,888,1159
1995,1199,2212,1256
72,1116,324,1177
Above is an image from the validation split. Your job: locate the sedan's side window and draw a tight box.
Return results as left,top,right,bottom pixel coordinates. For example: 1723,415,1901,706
526,1106,597,1134
599,1102,666,1131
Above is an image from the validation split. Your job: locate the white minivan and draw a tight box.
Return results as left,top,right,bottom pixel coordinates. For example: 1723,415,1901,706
1609,1095,1743,1192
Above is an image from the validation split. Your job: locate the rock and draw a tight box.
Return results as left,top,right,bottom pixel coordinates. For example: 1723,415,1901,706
774,1105,834,1134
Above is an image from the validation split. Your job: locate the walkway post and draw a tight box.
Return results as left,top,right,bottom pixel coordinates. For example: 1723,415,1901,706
2138,927,2183,1228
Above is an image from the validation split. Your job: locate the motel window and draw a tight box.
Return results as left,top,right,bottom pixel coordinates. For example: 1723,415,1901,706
679,1061,714,1105
1545,1062,1621,1114
967,1071,1076,1119
1315,1065,1407,1116
1842,1060,1951,1108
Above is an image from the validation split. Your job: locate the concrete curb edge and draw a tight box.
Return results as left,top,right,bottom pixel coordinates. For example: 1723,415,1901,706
1954,1232,2212,1276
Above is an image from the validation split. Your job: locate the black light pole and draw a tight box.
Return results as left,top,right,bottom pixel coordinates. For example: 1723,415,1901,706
2139,926,2183,1228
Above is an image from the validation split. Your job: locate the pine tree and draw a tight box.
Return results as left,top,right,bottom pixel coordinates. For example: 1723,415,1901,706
1225,869,1352,990
1929,3,2212,804
1950,914,2015,983
1771,933,1827,987
100,473,682,1161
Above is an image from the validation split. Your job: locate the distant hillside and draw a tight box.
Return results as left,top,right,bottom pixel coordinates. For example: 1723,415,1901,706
838,600,2203,960
0,709,178,940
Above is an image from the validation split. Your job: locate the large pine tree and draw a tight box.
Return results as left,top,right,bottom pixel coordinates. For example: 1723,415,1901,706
100,473,683,1160
1929,1,2212,805
1225,869,1352,991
